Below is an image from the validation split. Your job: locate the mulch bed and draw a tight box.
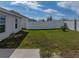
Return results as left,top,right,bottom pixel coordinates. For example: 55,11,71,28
0,31,28,48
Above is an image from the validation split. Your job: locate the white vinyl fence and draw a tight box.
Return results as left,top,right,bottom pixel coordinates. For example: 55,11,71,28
26,20,64,29
26,20,79,31
77,20,79,31
64,20,75,31
64,20,79,31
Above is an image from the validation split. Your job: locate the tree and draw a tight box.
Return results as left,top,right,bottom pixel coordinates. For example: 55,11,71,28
29,19,37,22
62,18,66,21
47,16,52,21
41,19,45,22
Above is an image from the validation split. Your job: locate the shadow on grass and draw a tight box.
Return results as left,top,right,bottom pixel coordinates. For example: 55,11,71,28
0,30,29,48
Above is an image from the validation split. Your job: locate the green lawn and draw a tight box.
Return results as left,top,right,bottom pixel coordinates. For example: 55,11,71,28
1,29,79,57
18,29,79,57
19,29,79,49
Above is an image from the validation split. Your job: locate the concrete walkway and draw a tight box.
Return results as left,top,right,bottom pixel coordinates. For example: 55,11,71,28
0,49,15,58
10,49,40,58
0,49,40,58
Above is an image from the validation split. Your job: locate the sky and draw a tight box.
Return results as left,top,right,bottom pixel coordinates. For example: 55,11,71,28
0,1,79,20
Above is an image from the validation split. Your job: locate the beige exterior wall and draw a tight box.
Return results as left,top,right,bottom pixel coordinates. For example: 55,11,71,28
0,11,23,41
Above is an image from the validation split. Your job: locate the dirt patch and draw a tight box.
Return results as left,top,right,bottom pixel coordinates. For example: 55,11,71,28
61,49,79,58
51,52,62,58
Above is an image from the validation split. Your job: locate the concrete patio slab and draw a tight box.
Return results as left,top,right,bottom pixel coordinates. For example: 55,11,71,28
10,49,40,58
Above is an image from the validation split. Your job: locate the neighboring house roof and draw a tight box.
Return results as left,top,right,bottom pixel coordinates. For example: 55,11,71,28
0,7,29,19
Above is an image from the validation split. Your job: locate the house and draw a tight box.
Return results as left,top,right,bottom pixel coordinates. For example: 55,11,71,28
0,7,79,41
0,7,28,41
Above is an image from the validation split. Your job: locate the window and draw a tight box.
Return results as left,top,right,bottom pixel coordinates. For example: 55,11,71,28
0,16,5,33
15,18,18,29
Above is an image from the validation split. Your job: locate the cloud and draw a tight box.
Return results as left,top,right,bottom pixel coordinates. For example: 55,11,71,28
57,1,79,15
43,8,64,16
57,2,73,9
11,1,42,10
56,13,64,16
43,8,58,13
10,1,64,17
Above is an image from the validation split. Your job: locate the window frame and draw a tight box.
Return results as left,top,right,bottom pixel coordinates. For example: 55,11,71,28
15,18,18,29
0,16,6,33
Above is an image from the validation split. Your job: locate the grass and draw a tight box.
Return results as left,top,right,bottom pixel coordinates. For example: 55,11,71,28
19,29,79,57
19,29,79,50
1,29,79,57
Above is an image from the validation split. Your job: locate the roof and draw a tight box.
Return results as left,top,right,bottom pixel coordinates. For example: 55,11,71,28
0,7,29,19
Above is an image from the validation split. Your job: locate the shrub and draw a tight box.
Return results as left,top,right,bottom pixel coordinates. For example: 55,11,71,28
61,23,68,32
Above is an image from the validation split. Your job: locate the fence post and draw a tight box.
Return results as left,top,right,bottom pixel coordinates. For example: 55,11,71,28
74,20,77,31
